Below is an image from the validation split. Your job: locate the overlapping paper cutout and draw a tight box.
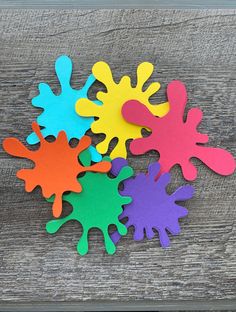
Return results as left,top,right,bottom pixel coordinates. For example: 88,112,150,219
75,61,169,159
3,55,235,255
27,55,102,161
46,152,133,255
3,122,111,218
122,80,235,180
111,158,194,247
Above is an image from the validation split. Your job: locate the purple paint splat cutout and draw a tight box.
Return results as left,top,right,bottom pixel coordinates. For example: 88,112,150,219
111,158,195,248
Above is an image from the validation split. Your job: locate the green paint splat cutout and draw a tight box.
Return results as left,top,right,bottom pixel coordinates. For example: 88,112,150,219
46,151,133,255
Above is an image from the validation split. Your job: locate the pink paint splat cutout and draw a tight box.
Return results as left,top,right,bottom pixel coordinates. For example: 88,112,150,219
122,80,235,181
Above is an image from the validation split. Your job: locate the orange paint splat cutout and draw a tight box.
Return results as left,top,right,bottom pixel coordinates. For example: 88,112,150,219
2,122,111,218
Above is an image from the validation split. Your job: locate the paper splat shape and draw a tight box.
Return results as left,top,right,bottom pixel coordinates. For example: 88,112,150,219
75,61,169,159
111,158,194,247
26,55,102,162
2,122,111,218
122,80,236,181
46,153,133,255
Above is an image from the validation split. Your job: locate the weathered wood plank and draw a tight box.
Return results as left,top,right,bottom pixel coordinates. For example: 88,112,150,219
1,0,236,9
0,9,235,308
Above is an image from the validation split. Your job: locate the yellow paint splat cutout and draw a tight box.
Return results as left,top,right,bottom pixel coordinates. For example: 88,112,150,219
76,61,169,159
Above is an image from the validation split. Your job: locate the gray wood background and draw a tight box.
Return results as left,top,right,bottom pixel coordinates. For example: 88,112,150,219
0,9,235,311
1,0,236,9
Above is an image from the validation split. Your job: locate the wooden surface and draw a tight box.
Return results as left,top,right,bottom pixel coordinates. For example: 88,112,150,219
1,0,236,9
0,9,236,310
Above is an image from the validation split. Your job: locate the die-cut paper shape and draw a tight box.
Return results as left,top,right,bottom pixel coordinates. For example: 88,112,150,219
2,122,111,218
26,55,102,162
75,61,169,159
122,80,236,181
111,158,194,247
46,153,134,255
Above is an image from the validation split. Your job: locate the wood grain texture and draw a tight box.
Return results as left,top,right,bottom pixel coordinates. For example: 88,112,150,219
0,9,236,308
1,0,236,9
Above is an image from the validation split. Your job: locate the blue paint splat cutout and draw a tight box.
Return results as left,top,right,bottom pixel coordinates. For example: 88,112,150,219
26,55,102,162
